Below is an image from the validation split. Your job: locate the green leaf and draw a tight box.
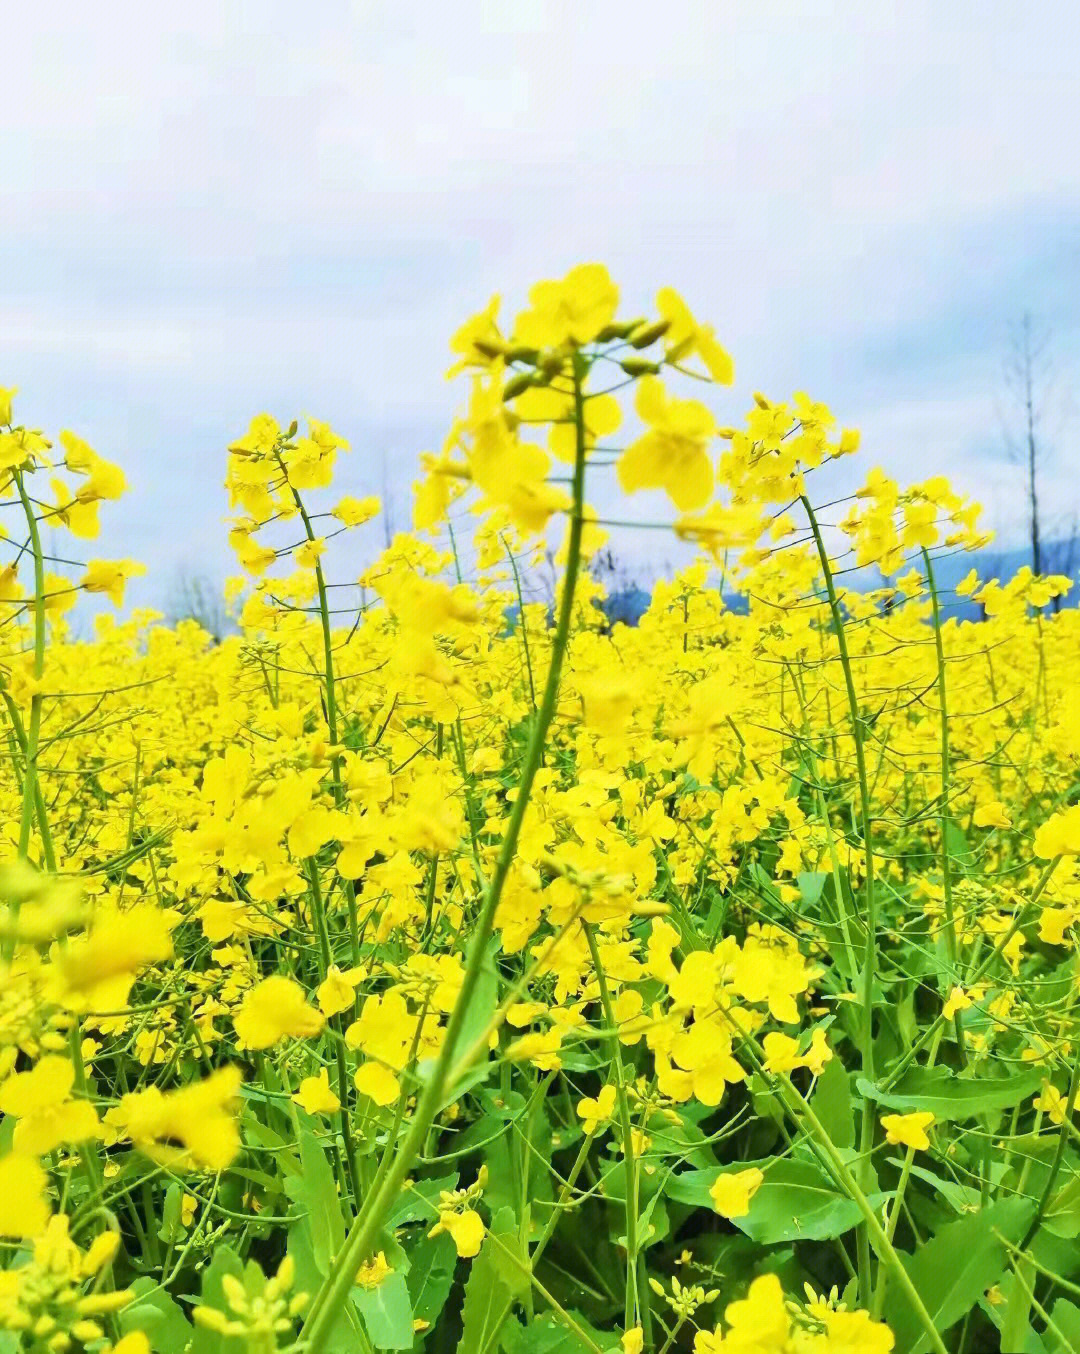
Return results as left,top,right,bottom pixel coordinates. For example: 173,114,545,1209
284,1129,346,1273
668,1159,885,1243
1044,1172,1080,1238
899,1160,982,1216
812,1057,854,1150
406,1233,457,1328
157,1182,183,1245
884,1197,1037,1354
457,1211,517,1354
503,1313,612,1353
384,1172,458,1229
859,1065,1044,1120
120,1278,196,1353
1048,1299,1080,1353
487,1205,531,1296
353,1271,415,1350
442,937,500,1102
191,1246,247,1354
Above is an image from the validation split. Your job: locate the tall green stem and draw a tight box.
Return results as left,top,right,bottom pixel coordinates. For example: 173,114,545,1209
801,495,879,1299
300,354,591,1354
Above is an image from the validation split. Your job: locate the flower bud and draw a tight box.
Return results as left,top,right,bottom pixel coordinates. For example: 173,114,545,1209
501,372,535,402
628,319,671,349
596,320,642,342
619,358,660,377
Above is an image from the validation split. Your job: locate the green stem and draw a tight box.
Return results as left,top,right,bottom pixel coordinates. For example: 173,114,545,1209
299,353,592,1354
582,921,646,1332
802,494,879,1300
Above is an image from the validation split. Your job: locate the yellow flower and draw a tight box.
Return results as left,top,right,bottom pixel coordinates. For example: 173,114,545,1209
317,965,359,1017
512,264,619,349
0,1055,100,1155
880,1110,935,1151
973,801,1011,829
354,1061,401,1107
332,494,381,527
0,1151,51,1238
79,557,147,607
292,1068,341,1117
708,1167,764,1219
1034,806,1080,859
656,288,734,384
234,976,325,1049
577,1084,617,1135
943,987,973,1021
0,386,17,425
618,377,717,511
428,1207,485,1258
355,1251,394,1290
106,1067,243,1171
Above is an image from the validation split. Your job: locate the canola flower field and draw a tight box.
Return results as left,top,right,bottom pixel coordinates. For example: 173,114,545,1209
2,267,1080,1354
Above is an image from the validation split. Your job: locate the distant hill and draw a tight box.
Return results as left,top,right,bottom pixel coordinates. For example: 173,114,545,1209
597,536,1079,628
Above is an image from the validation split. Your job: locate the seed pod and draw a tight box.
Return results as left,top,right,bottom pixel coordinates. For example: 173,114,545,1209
620,358,661,377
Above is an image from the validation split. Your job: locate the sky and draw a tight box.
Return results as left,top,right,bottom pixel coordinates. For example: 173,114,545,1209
3,0,1079,608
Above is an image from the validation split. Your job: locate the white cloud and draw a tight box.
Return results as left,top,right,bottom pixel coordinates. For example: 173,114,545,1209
3,0,1079,586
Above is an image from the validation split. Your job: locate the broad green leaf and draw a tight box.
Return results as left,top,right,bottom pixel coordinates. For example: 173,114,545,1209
120,1278,196,1353
1048,1299,1080,1353
460,1213,522,1348
487,1205,531,1296
884,1197,1036,1354
668,1159,885,1243
899,1160,982,1216
812,1057,854,1150
157,1182,183,1245
406,1232,457,1327
384,1172,458,1230
859,1065,1044,1120
353,1271,415,1350
503,1313,613,1352
284,1129,346,1273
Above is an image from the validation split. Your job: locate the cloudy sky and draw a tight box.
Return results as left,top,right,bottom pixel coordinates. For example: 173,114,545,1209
4,0,1078,603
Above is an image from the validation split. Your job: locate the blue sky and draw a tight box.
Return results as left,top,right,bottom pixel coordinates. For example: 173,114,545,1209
3,0,1079,604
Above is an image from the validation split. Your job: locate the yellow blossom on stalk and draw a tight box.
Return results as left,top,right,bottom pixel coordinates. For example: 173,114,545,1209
656,287,735,384
511,263,619,348
331,494,380,526
79,558,147,607
105,1067,243,1171
973,800,1012,829
355,1252,394,1290
427,1168,489,1258
577,1083,617,1135
1034,806,1080,858
880,1110,935,1151
617,377,717,510
709,1166,764,1219
0,1055,100,1154
1034,1080,1077,1125
234,976,325,1049
0,1151,52,1238
292,1067,341,1116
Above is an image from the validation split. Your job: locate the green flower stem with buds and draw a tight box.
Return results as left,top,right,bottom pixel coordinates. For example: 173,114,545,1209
300,352,591,1354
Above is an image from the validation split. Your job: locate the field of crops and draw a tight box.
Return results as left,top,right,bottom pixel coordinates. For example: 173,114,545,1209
3,267,1080,1354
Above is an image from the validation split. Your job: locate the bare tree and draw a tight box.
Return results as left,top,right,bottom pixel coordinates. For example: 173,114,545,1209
165,570,230,642
1003,313,1054,576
